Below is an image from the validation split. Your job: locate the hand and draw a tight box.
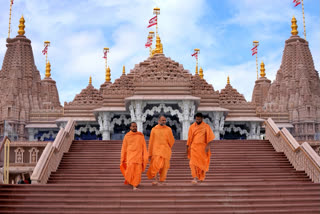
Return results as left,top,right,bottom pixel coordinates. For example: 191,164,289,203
205,145,210,153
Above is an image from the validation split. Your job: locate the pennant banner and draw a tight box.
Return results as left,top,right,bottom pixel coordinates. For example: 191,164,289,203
147,16,157,28
145,37,153,48
293,0,301,7
42,45,48,55
191,52,198,60
103,50,108,59
251,46,258,56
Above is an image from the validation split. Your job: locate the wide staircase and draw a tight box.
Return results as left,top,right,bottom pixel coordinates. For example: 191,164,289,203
0,140,320,213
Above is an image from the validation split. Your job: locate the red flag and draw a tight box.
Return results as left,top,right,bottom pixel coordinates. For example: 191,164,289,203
191,52,198,60
103,50,108,59
251,46,258,56
147,16,157,28
42,45,48,55
293,0,301,7
145,37,153,48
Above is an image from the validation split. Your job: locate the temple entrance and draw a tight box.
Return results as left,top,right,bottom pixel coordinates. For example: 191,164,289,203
221,124,249,140
221,130,247,140
74,124,102,140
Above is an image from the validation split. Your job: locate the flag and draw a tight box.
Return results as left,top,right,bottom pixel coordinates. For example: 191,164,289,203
145,37,153,48
147,16,157,28
251,46,258,56
11,0,14,4
191,52,198,60
293,0,301,7
103,50,108,59
42,45,48,55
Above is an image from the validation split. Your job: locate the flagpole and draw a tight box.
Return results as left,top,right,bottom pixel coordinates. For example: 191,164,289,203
301,0,306,40
153,8,160,36
194,49,200,74
44,41,50,65
253,41,259,80
8,0,13,38
104,47,109,71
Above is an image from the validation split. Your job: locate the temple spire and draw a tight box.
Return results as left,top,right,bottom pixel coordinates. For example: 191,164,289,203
18,15,25,36
122,65,126,75
227,76,230,85
89,76,92,85
260,61,266,77
45,61,51,78
291,16,298,36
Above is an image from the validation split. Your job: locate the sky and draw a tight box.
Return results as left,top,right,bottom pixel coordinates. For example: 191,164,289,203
0,0,319,104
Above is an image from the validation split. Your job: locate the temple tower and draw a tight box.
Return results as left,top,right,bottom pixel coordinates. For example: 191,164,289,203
263,17,320,140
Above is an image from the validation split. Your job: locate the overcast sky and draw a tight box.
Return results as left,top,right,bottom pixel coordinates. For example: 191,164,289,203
0,0,319,104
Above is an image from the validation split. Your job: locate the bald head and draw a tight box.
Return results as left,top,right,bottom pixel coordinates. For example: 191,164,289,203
158,115,166,126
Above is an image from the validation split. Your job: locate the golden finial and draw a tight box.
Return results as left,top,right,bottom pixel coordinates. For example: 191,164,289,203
199,67,204,79
227,76,230,85
106,66,111,82
18,15,25,36
45,61,51,78
122,65,126,75
260,61,266,77
89,76,92,85
152,34,163,56
291,16,298,36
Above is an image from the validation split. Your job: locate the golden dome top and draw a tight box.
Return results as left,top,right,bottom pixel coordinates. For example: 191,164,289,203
199,67,204,79
106,66,111,82
260,61,266,77
45,61,51,78
291,16,298,36
18,15,25,36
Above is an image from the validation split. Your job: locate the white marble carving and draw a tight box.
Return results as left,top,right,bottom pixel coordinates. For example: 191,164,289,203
75,124,101,136
98,112,113,140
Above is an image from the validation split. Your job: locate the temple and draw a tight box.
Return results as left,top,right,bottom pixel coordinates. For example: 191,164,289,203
0,16,319,143
0,7,320,213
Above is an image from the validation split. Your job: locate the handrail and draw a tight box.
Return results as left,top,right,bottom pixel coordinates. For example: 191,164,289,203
265,118,320,183
31,120,75,184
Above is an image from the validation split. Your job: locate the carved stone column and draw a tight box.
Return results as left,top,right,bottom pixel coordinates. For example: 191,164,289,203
248,122,261,139
208,112,225,140
28,128,36,141
129,101,144,133
179,101,195,140
98,112,113,140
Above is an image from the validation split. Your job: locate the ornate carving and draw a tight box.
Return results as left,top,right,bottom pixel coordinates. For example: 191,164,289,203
220,84,247,105
28,147,39,163
75,124,101,136
14,147,25,163
66,84,103,106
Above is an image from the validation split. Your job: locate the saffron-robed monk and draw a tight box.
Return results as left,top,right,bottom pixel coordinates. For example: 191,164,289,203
187,112,215,184
147,115,175,185
120,122,148,190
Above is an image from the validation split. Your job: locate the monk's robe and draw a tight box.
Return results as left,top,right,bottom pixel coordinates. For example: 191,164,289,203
147,125,175,182
187,122,215,181
120,131,148,187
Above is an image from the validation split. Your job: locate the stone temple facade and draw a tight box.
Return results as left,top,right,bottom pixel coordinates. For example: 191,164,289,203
0,16,319,142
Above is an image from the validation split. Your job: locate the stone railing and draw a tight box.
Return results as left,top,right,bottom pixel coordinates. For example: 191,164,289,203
31,120,75,184
265,118,320,183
